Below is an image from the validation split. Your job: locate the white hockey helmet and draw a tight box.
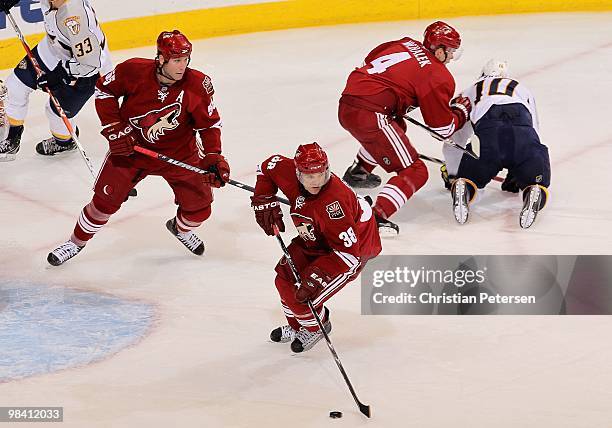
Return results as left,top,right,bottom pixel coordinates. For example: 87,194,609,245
481,59,509,78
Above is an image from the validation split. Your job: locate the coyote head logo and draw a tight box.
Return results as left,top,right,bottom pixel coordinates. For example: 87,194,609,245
296,222,316,241
130,103,181,143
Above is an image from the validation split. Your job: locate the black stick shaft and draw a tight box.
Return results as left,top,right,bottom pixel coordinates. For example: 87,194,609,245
133,146,290,205
404,115,479,160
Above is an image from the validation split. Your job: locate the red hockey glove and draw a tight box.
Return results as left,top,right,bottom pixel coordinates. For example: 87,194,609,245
295,265,332,303
251,194,285,236
200,153,230,188
100,122,136,156
450,96,472,127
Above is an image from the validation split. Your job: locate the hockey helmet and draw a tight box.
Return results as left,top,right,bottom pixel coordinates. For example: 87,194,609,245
423,21,461,52
294,142,330,186
157,30,192,60
481,58,509,78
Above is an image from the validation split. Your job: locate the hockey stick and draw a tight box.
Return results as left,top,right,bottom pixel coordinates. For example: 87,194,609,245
418,152,504,183
6,12,96,178
272,224,371,418
133,145,291,206
404,114,480,160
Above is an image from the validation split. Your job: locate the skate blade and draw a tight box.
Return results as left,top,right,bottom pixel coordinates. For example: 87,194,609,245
0,153,17,162
378,225,400,237
452,182,469,224
520,187,541,229
36,148,78,157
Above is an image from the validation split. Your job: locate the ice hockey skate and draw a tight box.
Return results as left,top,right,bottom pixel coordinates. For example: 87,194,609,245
374,211,400,236
47,241,84,266
166,218,205,255
519,185,546,229
365,196,399,236
290,307,332,353
35,136,77,156
0,125,23,162
270,325,296,343
342,161,381,189
451,178,470,224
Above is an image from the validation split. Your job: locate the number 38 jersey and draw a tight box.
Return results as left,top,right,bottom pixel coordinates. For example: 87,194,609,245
460,76,540,133
255,155,382,271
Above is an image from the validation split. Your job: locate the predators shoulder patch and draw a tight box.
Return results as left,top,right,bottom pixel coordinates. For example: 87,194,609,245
64,16,81,36
202,75,214,95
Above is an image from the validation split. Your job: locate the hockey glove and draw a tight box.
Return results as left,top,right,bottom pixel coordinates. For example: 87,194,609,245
295,265,332,303
101,123,137,156
37,63,75,91
200,153,230,188
0,0,19,12
450,96,472,128
501,170,520,193
251,194,285,236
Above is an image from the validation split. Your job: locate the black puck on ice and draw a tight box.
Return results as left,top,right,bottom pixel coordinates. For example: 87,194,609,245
329,411,343,419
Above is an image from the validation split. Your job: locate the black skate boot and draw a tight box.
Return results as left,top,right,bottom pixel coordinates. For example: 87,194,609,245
270,325,297,343
291,307,332,353
166,218,205,255
374,211,400,236
36,128,79,156
0,125,24,162
365,195,399,236
343,161,381,189
47,240,84,266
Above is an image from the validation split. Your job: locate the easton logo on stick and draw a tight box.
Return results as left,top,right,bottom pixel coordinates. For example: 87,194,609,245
130,103,182,143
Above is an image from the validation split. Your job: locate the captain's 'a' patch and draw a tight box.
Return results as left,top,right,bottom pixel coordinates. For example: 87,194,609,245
326,201,345,219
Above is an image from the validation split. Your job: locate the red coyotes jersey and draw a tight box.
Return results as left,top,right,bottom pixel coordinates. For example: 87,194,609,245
95,58,222,160
342,37,462,137
255,155,382,274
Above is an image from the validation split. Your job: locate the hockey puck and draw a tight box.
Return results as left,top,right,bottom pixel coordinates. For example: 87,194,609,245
129,188,138,197
329,411,342,419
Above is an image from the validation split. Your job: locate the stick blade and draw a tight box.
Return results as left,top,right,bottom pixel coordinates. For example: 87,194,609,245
359,403,371,418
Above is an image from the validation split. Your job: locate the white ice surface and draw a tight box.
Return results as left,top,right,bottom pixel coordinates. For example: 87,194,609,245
1,12,612,427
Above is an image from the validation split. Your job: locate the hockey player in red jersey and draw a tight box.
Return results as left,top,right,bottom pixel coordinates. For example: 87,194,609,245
251,143,382,352
339,21,472,234
47,30,230,265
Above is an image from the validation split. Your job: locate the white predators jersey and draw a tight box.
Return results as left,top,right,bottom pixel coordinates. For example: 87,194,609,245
37,0,112,78
460,76,540,134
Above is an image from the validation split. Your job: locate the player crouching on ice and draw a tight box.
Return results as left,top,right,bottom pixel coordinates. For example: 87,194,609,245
251,143,382,352
443,59,550,229
47,30,230,265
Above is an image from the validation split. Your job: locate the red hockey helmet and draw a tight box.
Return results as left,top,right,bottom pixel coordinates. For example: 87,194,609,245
295,142,331,188
423,21,461,52
295,142,328,174
157,30,192,60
